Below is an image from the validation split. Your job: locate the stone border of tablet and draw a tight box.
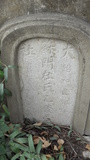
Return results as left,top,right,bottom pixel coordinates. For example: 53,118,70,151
0,13,90,134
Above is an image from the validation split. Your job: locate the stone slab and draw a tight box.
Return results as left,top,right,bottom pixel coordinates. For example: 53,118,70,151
18,38,79,125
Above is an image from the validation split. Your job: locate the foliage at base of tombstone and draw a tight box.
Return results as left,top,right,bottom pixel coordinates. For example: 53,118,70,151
0,116,64,160
0,116,47,160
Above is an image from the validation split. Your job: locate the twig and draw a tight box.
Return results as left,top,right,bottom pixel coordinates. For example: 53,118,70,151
0,61,7,68
66,139,77,156
1,78,5,83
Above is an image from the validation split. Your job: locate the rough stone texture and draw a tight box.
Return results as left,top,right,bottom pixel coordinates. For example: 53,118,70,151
83,151,90,159
83,136,90,142
18,38,79,125
0,14,90,135
0,0,90,28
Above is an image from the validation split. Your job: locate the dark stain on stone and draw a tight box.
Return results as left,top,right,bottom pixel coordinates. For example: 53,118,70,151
42,0,59,11
81,1,90,22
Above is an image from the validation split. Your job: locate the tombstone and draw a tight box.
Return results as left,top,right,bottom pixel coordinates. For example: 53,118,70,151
18,39,79,125
0,14,90,135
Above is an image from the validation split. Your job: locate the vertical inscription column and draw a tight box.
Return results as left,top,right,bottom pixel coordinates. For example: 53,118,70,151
42,40,55,121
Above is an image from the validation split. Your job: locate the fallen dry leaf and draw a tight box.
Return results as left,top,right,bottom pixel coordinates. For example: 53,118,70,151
40,131,48,136
46,154,52,159
53,134,59,139
57,139,64,145
42,140,51,148
86,144,90,151
54,145,58,151
39,137,51,148
33,122,42,126
58,144,62,150
33,136,40,144
64,154,66,160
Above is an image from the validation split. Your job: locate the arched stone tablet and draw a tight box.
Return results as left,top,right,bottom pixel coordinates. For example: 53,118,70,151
0,14,90,134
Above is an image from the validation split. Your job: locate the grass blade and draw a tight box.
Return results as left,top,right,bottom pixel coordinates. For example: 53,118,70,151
36,140,42,154
59,153,64,160
4,67,8,82
20,155,25,160
41,154,47,160
4,88,12,96
2,104,10,118
0,83,4,101
10,130,22,139
11,153,20,160
28,134,35,153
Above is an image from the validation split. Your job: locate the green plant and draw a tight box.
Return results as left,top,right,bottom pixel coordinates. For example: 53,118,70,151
0,118,46,160
0,115,50,160
0,60,15,117
68,125,73,137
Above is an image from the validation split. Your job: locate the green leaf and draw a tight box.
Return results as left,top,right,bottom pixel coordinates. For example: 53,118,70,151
36,155,41,160
0,71,4,78
11,153,20,160
0,83,4,101
41,127,48,130
46,122,53,126
15,138,28,144
34,126,42,130
5,147,12,159
49,158,54,160
13,124,21,130
0,145,6,155
9,141,28,152
68,125,72,137
4,67,8,82
41,154,47,160
4,88,12,96
76,138,81,141
0,156,5,160
9,144,20,153
20,155,25,160
0,114,5,123
0,123,9,133
0,65,4,70
2,104,10,118
36,140,42,154
59,153,64,160
8,65,16,69
28,134,35,153
0,155,7,160
54,126,61,132
50,137,57,141
10,129,22,139
23,152,32,159
0,131,3,137
60,146,64,152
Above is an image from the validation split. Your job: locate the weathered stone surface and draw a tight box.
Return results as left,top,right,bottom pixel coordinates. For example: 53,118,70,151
0,14,90,135
18,38,79,125
0,0,90,28
83,136,90,142
83,151,90,159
